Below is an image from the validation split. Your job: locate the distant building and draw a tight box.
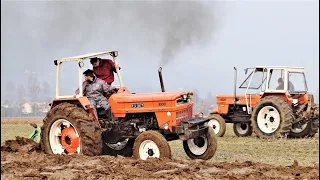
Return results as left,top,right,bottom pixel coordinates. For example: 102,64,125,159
21,102,50,116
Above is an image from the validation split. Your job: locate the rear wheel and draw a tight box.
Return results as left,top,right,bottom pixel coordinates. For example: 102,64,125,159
251,96,292,139
207,114,226,137
41,103,102,156
183,127,217,160
133,131,171,160
233,123,253,137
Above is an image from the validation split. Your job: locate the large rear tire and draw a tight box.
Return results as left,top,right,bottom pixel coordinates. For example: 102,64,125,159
183,127,217,160
251,96,293,139
40,103,102,156
133,131,171,160
233,123,253,137
207,114,226,137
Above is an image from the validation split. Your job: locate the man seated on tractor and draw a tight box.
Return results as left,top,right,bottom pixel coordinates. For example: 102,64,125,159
90,57,121,86
73,69,116,114
276,77,295,92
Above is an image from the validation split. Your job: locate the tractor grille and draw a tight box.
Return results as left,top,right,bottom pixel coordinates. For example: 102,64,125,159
176,105,193,125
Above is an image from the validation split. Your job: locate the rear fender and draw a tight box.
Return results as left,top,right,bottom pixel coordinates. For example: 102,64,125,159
50,97,100,128
261,93,292,105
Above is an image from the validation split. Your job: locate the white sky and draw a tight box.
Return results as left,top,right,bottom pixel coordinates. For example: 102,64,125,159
1,0,319,99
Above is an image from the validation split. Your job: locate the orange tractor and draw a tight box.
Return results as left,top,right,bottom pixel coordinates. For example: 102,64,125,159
40,51,217,160
207,66,319,139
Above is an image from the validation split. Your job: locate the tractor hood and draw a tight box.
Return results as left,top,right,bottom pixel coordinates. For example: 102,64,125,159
114,91,193,103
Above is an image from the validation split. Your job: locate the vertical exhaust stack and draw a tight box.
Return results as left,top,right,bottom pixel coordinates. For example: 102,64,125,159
234,67,238,106
158,67,165,92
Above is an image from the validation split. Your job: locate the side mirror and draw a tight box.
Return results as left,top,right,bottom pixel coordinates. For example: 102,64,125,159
111,51,118,57
244,68,248,75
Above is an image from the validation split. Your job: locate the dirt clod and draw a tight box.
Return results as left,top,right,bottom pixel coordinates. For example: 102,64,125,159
1,136,41,153
1,150,319,180
1,137,319,180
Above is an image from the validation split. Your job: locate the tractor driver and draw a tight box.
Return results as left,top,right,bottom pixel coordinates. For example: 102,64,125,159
90,57,121,86
73,69,115,114
276,78,295,92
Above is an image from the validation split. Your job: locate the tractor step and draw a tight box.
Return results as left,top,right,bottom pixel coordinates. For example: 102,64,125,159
181,117,210,128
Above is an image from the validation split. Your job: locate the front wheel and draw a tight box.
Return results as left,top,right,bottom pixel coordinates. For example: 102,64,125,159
183,127,217,160
289,121,317,138
133,131,171,160
102,138,135,157
233,123,253,137
207,114,226,137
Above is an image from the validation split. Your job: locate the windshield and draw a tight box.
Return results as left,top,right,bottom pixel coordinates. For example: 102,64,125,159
288,72,307,93
240,68,267,90
268,69,285,90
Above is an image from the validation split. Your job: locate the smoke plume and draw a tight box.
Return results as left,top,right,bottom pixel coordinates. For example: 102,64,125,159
1,1,216,99
2,1,215,66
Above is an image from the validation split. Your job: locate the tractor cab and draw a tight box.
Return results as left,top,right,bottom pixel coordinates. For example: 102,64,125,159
238,66,308,114
239,66,307,95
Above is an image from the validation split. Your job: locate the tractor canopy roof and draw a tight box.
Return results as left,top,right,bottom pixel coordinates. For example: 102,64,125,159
55,51,118,64
244,66,305,74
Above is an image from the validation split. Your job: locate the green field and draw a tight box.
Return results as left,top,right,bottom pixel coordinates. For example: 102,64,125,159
1,118,319,167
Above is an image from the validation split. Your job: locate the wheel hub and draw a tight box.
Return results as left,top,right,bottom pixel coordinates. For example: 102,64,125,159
208,120,220,134
240,123,247,130
186,136,208,156
291,122,308,133
139,140,160,160
106,138,129,151
257,106,281,134
147,149,154,156
194,137,205,147
49,119,81,155
61,127,80,154
235,123,250,135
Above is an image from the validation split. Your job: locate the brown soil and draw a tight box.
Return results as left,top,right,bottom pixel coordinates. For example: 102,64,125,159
1,138,319,180
1,137,41,153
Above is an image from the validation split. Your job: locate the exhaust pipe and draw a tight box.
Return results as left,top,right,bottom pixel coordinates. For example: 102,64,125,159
158,67,165,92
234,67,238,105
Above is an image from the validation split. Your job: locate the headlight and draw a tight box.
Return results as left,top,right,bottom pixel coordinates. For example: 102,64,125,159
183,94,187,100
163,122,169,130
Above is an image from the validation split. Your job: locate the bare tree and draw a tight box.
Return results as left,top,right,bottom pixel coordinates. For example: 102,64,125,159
16,84,26,117
5,81,15,103
26,72,41,116
205,92,215,104
42,81,51,102
26,72,41,101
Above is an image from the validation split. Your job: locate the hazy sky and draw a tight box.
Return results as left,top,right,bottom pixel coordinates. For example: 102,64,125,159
1,0,319,100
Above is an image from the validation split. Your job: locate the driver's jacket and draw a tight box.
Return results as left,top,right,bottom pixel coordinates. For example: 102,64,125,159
75,76,113,101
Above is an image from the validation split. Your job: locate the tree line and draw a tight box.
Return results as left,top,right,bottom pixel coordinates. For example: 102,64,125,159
1,72,52,117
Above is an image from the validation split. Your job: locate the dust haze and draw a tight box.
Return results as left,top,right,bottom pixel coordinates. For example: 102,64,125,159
1,0,217,115
1,1,319,116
